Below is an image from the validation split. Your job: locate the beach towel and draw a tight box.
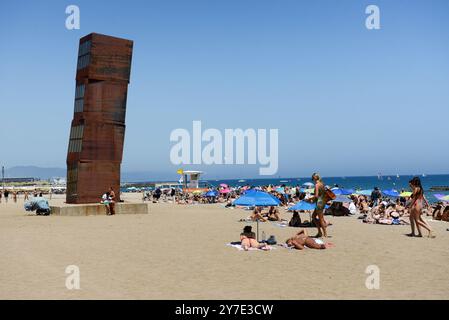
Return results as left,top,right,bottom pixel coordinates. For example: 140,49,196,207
226,243,275,251
271,222,289,228
238,218,254,222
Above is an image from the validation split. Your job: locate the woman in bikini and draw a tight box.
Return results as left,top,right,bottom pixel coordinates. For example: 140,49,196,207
407,177,435,238
267,206,281,221
309,173,328,238
250,206,268,222
240,226,269,251
286,228,334,250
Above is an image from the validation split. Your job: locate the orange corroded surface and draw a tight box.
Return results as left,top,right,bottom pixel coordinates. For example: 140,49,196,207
66,33,133,204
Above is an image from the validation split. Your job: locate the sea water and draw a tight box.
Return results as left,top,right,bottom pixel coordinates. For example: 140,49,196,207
205,174,449,203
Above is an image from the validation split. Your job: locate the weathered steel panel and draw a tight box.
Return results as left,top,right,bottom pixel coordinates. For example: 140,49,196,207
66,33,133,204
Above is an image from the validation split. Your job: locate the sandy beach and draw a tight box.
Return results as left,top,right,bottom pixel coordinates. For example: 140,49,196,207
0,193,448,300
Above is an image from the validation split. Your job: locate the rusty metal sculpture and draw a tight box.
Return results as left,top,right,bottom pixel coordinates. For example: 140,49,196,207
66,33,133,203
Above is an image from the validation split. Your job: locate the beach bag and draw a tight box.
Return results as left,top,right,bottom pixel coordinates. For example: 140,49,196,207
266,235,277,245
324,188,336,201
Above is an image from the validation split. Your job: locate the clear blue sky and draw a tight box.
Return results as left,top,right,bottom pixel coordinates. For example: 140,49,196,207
1,0,448,179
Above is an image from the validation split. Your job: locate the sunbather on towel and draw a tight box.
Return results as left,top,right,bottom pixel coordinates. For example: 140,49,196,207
286,228,334,250
240,226,270,251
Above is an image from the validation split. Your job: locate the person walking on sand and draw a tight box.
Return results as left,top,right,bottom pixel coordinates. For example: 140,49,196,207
407,177,435,238
309,173,328,238
108,187,116,215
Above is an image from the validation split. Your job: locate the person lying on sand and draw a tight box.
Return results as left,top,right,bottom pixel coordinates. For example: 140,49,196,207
240,226,270,251
285,228,334,250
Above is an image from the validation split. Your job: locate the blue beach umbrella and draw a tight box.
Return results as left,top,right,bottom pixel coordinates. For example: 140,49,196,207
205,190,218,197
234,190,280,242
356,189,373,196
275,187,285,194
332,188,355,196
288,201,331,211
288,201,330,225
300,188,315,194
382,189,400,197
333,195,352,203
234,190,281,207
288,201,317,211
302,182,314,188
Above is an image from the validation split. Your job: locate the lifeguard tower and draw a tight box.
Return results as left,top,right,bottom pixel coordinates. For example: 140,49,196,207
179,170,208,193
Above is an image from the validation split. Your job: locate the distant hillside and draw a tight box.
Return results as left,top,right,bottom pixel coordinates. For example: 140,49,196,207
5,166,66,179
4,166,176,182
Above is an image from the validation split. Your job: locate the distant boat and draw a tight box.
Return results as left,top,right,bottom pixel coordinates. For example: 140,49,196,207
280,180,289,183
377,172,383,180
422,174,427,177
238,179,246,183
396,174,400,178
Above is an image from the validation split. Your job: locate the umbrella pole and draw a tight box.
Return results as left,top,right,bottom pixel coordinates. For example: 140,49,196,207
256,219,259,242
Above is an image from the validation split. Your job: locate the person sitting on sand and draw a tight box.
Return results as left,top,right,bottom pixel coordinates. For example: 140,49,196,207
348,198,358,215
377,211,410,225
360,197,371,214
433,204,449,222
385,203,399,218
101,192,111,214
394,201,406,215
250,207,268,222
285,228,334,250
225,199,233,208
240,226,269,251
289,211,302,227
442,206,449,222
267,206,281,221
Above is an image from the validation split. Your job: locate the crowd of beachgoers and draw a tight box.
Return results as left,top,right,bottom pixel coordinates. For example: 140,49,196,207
8,173,446,250
144,181,449,223
142,174,448,250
